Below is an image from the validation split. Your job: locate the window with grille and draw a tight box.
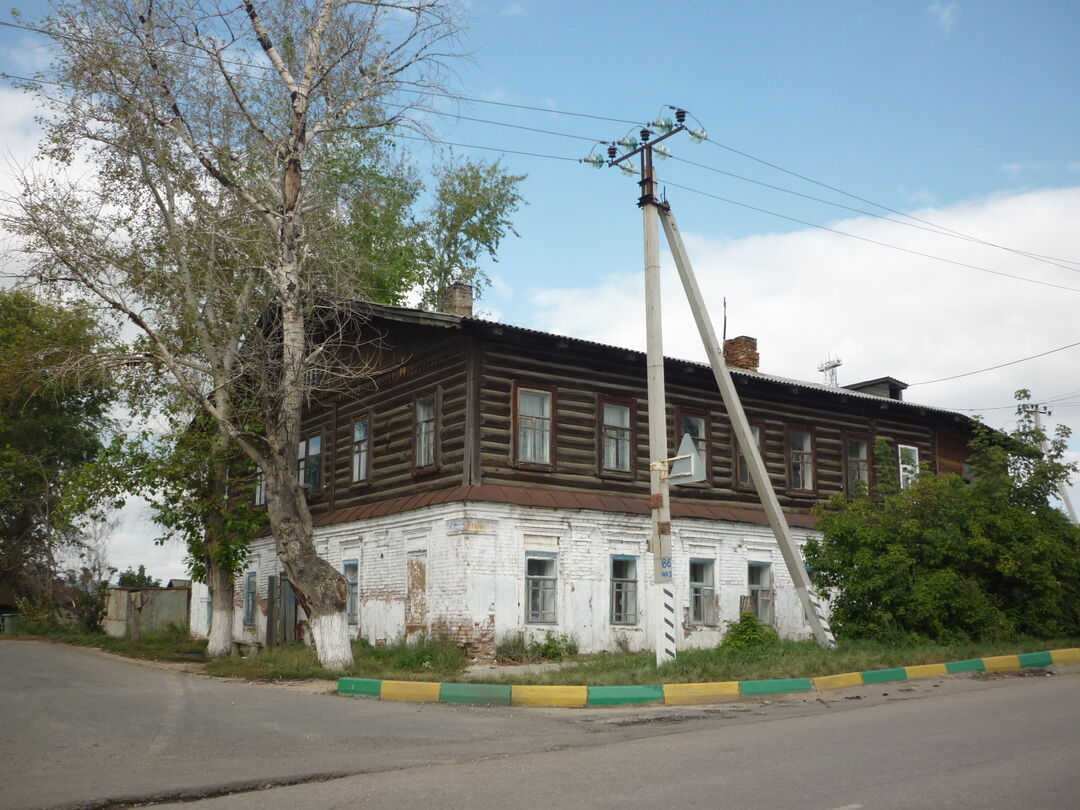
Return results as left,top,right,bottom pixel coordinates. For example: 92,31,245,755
610,556,638,624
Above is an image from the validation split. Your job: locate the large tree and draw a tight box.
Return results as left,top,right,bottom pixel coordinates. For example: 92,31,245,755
805,394,1080,642
5,0,463,669
0,289,114,602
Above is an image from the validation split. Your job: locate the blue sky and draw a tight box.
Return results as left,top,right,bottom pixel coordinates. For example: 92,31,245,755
3,1,1079,578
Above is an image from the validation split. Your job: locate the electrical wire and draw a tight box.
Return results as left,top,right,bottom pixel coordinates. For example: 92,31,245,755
668,153,1080,277
907,340,1080,386
661,179,1080,295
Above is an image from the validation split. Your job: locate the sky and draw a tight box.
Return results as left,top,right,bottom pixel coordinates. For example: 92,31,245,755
2,1,1079,581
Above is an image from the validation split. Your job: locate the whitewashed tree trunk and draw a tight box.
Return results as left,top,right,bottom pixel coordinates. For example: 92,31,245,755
308,611,351,671
206,564,234,659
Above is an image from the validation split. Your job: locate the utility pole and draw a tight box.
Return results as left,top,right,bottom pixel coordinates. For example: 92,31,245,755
602,109,835,651
1030,406,1079,525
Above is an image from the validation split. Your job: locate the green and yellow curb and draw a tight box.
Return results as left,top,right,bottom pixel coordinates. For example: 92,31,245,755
337,647,1079,708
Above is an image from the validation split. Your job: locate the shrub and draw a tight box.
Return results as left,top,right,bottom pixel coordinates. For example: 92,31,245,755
495,631,579,663
719,612,779,651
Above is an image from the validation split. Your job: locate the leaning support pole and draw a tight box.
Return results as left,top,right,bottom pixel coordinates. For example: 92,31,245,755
658,206,836,648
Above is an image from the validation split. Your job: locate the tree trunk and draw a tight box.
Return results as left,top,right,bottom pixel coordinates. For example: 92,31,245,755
205,560,234,659
264,461,353,670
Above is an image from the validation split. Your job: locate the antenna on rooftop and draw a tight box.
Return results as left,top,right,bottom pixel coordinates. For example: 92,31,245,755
818,353,843,387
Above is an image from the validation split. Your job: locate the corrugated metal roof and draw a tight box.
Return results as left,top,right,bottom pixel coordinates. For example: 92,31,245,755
353,300,970,421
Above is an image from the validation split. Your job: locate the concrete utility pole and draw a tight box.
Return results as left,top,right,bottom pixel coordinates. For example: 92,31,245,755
1031,406,1079,525
605,110,835,651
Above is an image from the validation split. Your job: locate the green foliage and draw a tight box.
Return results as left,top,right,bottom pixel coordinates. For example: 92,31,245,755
66,565,112,632
719,612,780,651
495,631,579,663
805,393,1080,642
0,289,115,600
116,565,161,588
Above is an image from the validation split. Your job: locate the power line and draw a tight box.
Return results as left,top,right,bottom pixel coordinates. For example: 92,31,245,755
702,134,1080,269
668,153,1080,277
908,340,1080,386
661,179,1080,295
387,132,579,163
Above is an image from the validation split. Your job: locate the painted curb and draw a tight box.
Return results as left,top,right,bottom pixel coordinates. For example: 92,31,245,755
336,647,1079,708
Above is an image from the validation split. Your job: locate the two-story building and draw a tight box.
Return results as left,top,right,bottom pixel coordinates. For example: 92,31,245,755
195,287,975,656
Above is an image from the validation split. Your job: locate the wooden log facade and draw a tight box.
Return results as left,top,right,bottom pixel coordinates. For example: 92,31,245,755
292,306,975,525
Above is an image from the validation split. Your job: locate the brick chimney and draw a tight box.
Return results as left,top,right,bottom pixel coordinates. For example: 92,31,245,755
723,335,759,372
441,282,473,318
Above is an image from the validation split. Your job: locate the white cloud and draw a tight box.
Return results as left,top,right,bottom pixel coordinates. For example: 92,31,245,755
1000,160,1050,180
499,3,525,17
928,2,960,33
527,186,1080,516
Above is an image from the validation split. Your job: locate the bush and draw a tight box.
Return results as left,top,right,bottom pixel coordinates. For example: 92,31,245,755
719,612,779,651
495,631,579,663
805,395,1080,642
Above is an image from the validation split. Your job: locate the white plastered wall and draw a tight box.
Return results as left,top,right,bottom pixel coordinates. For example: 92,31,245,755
238,500,823,655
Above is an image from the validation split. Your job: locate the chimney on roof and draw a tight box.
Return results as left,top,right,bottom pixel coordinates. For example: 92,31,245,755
723,335,759,372
441,282,473,318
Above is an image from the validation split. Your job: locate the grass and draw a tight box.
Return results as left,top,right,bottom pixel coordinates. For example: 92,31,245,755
11,624,1079,686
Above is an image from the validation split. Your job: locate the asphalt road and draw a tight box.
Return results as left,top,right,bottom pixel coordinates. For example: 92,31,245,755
4,640,1079,810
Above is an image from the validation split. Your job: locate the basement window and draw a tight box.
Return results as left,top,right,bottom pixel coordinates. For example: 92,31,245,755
610,556,638,625
525,552,557,624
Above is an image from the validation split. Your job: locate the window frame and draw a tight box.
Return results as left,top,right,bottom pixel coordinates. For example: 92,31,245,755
609,555,638,625
689,559,718,626
843,432,872,497
734,419,767,491
253,469,266,506
512,381,557,470
524,551,557,624
785,425,817,496
351,414,373,485
343,559,359,626
243,571,257,627
673,406,711,485
413,388,442,474
747,562,775,626
297,433,323,493
898,444,920,490
597,395,636,479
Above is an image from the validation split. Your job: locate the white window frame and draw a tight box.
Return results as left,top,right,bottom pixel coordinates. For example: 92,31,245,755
352,418,370,483
253,470,266,506
601,402,633,474
525,552,557,624
415,395,437,469
845,437,870,496
689,559,718,625
788,429,814,492
736,424,764,488
899,444,920,489
516,387,553,466
609,556,638,625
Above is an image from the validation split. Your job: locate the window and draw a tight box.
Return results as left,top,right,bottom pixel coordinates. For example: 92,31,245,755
243,571,256,626
689,560,717,625
297,435,322,490
676,409,709,482
609,556,638,624
515,385,554,466
845,437,870,496
788,429,815,492
254,470,266,506
899,444,920,490
600,400,633,474
525,553,556,623
735,423,765,488
352,418,370,483
748,563,774,625
415,394,437,469
343,560,359,626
